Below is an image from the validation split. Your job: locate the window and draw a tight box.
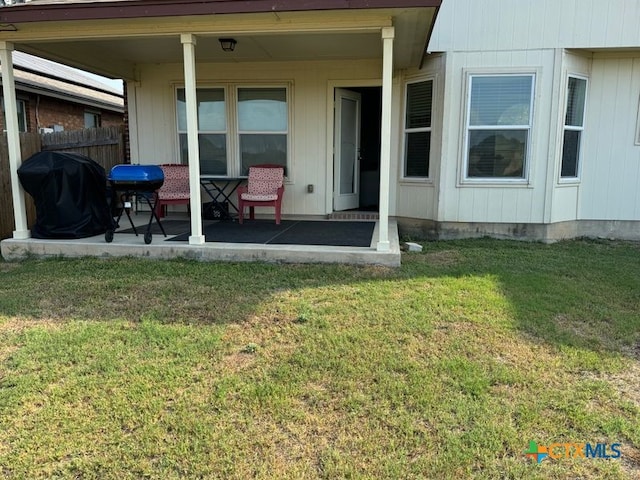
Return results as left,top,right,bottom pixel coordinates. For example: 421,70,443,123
636,94,640,146
237,88,288,174
84,111,101,128
465,74,535,180
17,99,27,132
403,79,433,178
2,98,28,132
561,76,587,179
177,86,288,176
177,88,227,175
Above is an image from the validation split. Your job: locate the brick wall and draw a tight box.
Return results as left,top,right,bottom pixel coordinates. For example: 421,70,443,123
2,91,123,133
123,81,130,163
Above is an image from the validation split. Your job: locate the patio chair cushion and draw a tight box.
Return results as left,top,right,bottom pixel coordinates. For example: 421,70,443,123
155,163,191,218
240,193,279,201
246,167,283,196
237,164,285,224
158,164,190,200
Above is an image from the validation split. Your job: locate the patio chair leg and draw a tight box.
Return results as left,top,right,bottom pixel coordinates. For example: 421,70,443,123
154,202,165,219
249,206,255,220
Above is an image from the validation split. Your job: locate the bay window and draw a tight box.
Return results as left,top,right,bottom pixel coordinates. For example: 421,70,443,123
465,74,535,180
560,76,587,179
403,79,433,178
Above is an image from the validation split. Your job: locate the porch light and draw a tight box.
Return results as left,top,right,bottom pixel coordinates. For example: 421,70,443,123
218,38,237,52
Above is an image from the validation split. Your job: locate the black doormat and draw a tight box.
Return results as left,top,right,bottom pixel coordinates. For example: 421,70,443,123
116,219,192,236
168,220,375,247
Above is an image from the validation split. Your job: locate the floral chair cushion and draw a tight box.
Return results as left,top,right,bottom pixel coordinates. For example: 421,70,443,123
241,166,284,201
158,164,190,200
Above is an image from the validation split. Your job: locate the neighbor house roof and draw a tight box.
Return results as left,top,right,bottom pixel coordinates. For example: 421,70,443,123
4,51,124,112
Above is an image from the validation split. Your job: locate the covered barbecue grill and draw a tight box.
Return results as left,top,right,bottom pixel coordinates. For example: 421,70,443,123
107,164,167,244
17,151,114,239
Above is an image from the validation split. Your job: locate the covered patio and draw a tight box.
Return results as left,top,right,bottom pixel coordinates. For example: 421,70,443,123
0,217,401,266
0,0,440,265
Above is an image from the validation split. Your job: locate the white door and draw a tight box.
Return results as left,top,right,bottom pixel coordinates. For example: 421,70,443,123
333,88,361,211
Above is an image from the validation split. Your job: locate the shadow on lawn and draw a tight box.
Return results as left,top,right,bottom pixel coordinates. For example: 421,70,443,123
0,257,398,327
0,238,638,358
405,238,640,360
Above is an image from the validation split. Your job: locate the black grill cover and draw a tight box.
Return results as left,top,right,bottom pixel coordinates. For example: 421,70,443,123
17,151,115,239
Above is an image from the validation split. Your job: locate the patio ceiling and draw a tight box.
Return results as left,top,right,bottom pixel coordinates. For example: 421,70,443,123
0,5,440,81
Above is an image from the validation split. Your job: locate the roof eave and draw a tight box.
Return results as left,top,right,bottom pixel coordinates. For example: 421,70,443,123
0,0,442,24
16,81,124,112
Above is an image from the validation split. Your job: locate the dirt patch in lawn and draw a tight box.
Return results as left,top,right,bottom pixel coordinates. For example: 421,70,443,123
427,250,461,266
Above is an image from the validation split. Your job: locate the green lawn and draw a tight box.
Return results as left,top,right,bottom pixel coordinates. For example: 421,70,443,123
0,239,638,479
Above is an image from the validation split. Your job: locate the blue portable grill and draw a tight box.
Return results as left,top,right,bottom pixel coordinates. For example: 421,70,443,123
106,164,166,244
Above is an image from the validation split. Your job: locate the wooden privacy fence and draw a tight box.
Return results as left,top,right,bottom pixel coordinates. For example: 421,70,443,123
0,126,125,241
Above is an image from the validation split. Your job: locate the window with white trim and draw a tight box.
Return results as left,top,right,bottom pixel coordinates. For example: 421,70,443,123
84,111,101,128
2,98,28,132
636,93,640,146
17,99,27,132
403,79,433,178
237,88,288,174
177,88,227,175
560,76,587,179
465,74,535,180
177,85,289,177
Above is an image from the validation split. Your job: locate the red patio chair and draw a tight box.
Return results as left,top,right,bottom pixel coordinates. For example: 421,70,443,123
155,164,190,218
237,164,285,224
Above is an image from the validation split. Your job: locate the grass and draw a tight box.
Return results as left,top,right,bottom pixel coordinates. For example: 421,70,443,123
0,238,638,479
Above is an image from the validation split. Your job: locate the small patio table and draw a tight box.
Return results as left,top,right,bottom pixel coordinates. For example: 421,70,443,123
200,176,246,220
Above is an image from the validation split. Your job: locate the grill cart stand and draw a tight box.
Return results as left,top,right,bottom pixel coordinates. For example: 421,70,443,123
106,165,167,244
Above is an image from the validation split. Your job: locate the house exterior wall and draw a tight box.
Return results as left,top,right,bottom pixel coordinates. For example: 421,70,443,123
35,95,123,131
1,91,123,133
436,48,557,224
131,59,387,217
580,52,640,221
547,50,591,224
429,0,640,53
420,0,640,240
394,54,444,221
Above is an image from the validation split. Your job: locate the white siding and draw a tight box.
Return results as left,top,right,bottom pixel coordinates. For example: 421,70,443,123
131,59,384,217
395,54,444,220
549,51,590,223
437,49,556,223
430,0,640,52
426,1,640,230
579,54,640,220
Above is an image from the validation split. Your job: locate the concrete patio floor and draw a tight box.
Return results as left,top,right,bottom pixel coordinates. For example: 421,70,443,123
1,217,401,266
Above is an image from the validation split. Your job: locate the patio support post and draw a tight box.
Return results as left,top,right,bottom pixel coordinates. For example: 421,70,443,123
180,33,205,245
0,42,29,239
377,26,394,252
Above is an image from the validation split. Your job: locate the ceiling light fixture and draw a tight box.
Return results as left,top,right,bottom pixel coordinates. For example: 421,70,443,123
218,38,237,52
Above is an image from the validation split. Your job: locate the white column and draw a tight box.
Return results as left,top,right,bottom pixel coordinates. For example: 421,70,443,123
0,42,29,239
180,34,205,245
377,27,394,252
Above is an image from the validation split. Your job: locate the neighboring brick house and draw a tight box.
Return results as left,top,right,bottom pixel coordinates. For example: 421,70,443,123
1,51,123,133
